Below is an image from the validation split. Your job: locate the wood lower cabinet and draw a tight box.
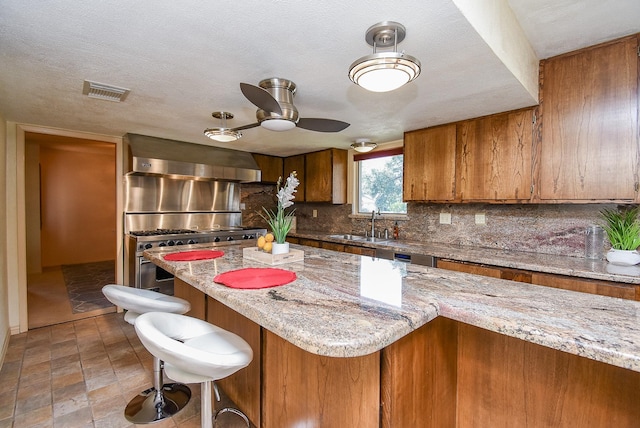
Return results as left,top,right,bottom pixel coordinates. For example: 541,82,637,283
436,259,532,283
262,330,380,427
252,154,283,183
456,322,640,428
173,278,206,319
456,108,534,201
404,124,457,201
437,258,640,300
381,317,457,428
531,272,637,300
207,297,262,427
538,35,639,202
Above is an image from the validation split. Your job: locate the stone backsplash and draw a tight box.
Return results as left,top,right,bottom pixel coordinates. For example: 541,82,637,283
241,183,624,259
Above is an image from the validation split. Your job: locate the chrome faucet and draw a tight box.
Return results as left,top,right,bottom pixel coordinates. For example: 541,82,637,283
370,209,380,238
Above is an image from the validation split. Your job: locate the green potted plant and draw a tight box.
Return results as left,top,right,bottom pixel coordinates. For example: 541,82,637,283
260,171,299,254
600,206,640,265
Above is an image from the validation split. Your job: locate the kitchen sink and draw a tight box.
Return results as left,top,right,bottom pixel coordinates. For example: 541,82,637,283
329,234,389,243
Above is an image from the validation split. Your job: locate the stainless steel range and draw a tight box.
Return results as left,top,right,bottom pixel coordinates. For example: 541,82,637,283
122,133,266,295
125,225,265,295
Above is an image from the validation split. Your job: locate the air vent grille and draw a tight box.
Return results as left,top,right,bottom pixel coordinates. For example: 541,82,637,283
82,80,130,102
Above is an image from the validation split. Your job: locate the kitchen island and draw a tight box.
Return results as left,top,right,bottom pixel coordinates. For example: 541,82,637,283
145,242,640,428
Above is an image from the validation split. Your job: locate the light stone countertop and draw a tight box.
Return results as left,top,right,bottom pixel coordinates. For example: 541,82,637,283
144,242,640,373
290,232,640,285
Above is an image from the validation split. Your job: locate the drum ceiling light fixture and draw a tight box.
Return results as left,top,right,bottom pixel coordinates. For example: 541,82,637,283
351,138,377,153
204,112,242,142
349,21,421,93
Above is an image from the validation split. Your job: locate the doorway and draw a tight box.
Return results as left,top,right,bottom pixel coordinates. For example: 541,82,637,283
25,132,117,328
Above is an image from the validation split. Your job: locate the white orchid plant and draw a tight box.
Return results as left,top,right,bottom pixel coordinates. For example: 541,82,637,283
260,171,299,244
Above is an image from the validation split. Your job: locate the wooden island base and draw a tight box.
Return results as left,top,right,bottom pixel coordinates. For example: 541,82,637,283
175,279,640,428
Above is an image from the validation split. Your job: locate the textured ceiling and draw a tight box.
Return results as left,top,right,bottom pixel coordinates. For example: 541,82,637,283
1,1,639,156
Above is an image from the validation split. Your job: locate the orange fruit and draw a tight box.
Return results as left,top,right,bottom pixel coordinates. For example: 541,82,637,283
263,241,273,253
265,233,275,242
257,236,266,248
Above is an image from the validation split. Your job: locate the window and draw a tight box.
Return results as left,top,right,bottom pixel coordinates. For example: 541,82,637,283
355,147,406,214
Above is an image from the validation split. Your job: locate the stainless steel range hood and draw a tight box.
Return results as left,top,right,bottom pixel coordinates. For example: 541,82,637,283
124,133,261,182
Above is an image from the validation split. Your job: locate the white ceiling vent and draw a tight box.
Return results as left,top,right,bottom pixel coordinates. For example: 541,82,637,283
82,80,130,102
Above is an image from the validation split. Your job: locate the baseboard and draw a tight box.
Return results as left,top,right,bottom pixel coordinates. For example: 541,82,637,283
0,326,11,371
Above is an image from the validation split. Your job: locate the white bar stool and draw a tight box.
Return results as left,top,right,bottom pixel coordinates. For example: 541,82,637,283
134,312,254,428
101,284,192,424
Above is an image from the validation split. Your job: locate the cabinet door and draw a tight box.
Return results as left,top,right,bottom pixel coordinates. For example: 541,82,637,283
305,149,347,203
457,109,534,201
403,124,457,201
531,272,637,300
284,154,305,201
252,154,283,183
539,35,639,201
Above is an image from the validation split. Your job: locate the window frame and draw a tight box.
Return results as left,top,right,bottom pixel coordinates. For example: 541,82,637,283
353,146,407,216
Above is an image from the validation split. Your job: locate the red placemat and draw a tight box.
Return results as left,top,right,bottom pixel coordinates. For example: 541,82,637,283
164,250,224,261
214,268,297,289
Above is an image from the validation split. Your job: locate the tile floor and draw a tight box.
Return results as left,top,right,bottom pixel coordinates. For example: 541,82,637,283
1,313,252,428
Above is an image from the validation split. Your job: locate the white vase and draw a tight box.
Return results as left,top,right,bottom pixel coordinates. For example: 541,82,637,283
271,242,290,255
605,248,640,266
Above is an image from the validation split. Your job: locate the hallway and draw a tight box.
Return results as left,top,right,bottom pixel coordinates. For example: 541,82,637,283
27,266,115,329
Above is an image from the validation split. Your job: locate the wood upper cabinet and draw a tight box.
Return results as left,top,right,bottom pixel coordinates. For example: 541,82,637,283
252,154,283,183
538,35,639,201
456,108,534,201
283,154,305,202
304,148,347,203
403,124,457,201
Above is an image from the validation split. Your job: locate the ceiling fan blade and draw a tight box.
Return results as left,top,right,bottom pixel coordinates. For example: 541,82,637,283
240,83,283,115
230,122,261,132
296,118,350,133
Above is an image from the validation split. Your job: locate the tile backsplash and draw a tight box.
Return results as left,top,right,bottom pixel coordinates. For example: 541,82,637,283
242,183,622,259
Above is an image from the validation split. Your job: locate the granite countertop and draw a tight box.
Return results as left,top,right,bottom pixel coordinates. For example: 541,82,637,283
290,232,640,284
144,242,640,373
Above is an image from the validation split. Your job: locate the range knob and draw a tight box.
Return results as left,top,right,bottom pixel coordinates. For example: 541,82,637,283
167,240,175,246
144,243,153,249
214,237,220,242
176,240,184,246
187,239,196,245
227,236,234,241
243,234,254,239
159,242,166,247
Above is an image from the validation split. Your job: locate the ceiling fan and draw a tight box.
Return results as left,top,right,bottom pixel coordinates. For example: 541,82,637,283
209,78,350,138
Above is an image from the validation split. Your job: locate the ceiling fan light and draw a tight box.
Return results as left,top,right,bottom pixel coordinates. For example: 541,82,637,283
261,118,296,131
204,127,242,142
351,139,377,153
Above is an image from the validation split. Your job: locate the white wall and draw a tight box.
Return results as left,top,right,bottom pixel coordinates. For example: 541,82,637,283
0,114,9,366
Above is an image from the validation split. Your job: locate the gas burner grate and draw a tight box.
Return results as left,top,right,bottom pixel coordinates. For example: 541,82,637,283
129,229,198,237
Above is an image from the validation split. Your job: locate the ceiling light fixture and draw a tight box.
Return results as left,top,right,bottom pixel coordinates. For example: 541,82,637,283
351,138,377,153
204,112,242,142
349,21,421,93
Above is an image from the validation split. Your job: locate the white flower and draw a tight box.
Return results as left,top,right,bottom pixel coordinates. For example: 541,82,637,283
259,171,300,243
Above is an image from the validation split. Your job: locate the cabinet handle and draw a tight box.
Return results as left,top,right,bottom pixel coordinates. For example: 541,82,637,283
635,182,639,192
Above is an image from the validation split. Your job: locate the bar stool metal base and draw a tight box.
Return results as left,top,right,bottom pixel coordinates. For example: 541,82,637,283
124,383,191,424
213,407,250,427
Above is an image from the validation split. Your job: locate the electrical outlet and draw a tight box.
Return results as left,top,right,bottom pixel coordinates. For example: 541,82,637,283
240,203,246,210
312,209,318,218
439,213,451,224
475,213,486,225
